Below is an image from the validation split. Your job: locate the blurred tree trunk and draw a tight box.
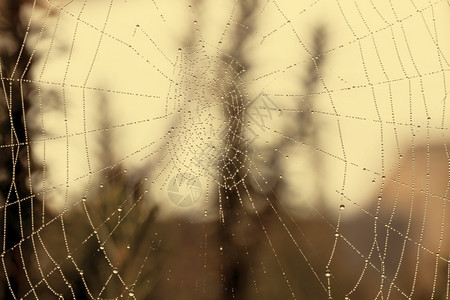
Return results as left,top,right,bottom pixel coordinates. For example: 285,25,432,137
0,0,41,297
298,25,327,210
218,1,259,299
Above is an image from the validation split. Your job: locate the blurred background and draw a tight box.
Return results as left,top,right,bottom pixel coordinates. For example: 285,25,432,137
0,0,449,298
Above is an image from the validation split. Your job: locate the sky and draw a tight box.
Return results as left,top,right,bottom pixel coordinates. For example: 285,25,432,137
23,0,450,218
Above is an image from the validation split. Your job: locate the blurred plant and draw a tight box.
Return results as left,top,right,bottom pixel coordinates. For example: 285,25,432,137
0,0,45,297
183,1,331,298
296,24,327,210
213,0,262,299
240,24,331,300
31,94,162,298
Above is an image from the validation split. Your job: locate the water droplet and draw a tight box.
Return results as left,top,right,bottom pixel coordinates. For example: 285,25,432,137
325,270,331,277
118,208,122,212
339,204,345,210
335,232,340,237
79,270,84,275
100,183,104,188
219,246,223,251
128,291,135,297
113,268,119,274
99,245,105,250
82,197,86,202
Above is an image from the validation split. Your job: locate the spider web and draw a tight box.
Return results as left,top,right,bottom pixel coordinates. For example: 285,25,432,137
1,0,449,299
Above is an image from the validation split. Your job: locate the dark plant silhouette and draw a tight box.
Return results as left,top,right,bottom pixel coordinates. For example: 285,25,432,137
30,94,162,298
0,0,43,297
215,1,261,299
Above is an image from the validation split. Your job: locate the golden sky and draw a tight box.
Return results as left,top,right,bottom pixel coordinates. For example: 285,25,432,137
25,0,450,216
